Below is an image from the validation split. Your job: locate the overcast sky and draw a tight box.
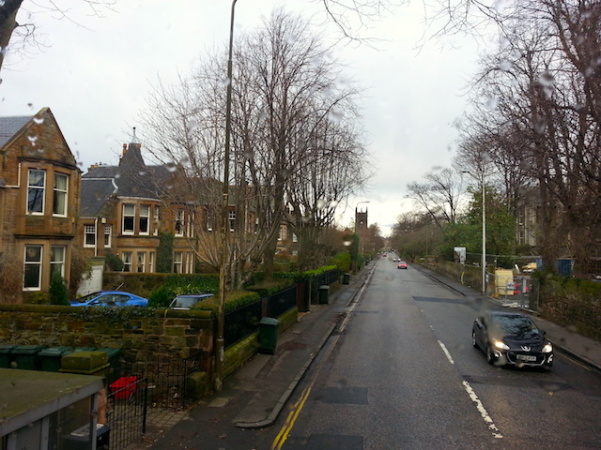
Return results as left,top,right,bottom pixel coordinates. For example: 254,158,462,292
1,0,483,236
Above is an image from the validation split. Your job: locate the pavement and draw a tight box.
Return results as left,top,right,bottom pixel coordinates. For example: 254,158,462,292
132,261,601,448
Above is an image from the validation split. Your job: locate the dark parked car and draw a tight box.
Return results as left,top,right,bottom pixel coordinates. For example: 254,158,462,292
472,311,553,369
169,293,214,310
397,261,408,269
70,291,148,307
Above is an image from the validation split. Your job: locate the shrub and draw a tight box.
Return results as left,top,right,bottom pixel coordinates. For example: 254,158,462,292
105,253,124,271
147,274,219,308
49,271,70,305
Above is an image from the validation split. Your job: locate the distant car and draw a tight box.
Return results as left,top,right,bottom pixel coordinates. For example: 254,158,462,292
169,293,214,310
472,311,553,369
70,291,148,307
397,261,408,269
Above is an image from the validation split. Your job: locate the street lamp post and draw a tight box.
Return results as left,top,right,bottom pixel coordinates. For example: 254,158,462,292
481,171,486,295
216,0,238,393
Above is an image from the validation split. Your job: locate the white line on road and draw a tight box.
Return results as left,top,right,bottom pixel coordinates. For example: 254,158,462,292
462,380,504,439
438,340,455,365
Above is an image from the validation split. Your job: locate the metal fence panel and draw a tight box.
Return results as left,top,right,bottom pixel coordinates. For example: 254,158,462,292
265,286,296,317
106,377,148,450
224,300,262,348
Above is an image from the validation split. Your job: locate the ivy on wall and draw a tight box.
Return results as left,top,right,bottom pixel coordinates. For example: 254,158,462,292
157,232,174,273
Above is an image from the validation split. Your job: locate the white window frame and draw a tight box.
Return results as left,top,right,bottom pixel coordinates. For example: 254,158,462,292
173,252,183,273
149,251,155,273
139,205,150,235
137,252,146,273
153,205,160,235
84,224,96,248
53,173,68,216
122,204,135,234
27,169,46,215
185,252,194,274
104,225,112,248
175,211,184,237
229,210,236,232
122,252,132,272
24,245,43,290
50,246,66,278
187,211,194,237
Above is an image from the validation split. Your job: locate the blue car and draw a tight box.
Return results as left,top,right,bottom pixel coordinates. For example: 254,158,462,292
70,291,148,307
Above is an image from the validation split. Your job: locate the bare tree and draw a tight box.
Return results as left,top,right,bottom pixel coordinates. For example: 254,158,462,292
458,0,601,274
139,9,368,286
0,0,115,72
406,167,465,229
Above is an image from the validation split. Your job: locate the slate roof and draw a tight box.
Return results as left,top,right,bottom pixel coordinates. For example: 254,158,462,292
81,142,172,218
0,115,33,148
79,178,118,218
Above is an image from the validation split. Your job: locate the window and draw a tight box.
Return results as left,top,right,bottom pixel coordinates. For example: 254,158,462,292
104,225,112,247
53,173,68,216
175,211,184,236
137,252,146,273
24,245,42,290
123,204,135,234
84,225,96,247
27,169,45,214
186,252,194,273
292,233,298,243
173,252,183,273
139,205,150,235
50,246,65,277
187,212,194,237
206,208,214,232
229,210,236,231
122,252,132,272
149,251,155,273
153,206,160,235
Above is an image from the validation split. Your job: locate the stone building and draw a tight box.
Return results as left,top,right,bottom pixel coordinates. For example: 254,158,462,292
0,108,81,303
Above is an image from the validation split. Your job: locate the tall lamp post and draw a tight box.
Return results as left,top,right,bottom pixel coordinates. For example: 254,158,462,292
481,170,486,295
216,0,238,393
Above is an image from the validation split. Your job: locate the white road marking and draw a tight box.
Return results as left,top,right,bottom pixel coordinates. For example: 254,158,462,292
438,340,455,365
462,380,504,439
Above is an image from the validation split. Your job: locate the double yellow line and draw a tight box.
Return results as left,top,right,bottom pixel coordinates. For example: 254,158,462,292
271,386,312,450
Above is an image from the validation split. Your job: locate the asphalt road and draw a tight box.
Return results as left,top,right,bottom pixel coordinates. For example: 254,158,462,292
275,255,601,449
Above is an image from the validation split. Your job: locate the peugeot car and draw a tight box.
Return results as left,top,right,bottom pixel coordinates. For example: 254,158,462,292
169,293,215,310
472,311,553,369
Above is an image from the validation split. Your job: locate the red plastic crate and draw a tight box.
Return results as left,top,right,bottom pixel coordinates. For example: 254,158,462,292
109,376,138,399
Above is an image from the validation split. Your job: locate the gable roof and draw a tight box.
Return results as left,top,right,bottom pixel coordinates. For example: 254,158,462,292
0,108,77,169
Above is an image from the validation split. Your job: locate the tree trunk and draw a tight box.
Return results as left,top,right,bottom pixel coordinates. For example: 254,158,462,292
0,0,23,73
